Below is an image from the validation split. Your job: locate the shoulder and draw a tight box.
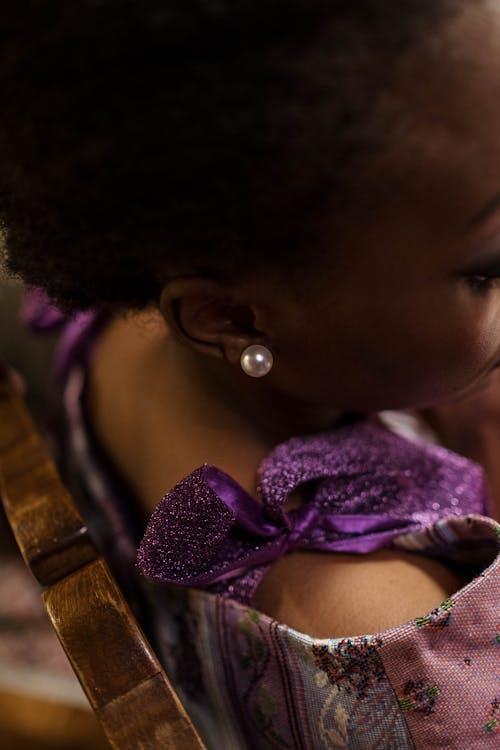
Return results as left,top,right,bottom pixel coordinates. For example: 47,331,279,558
253,548,467,638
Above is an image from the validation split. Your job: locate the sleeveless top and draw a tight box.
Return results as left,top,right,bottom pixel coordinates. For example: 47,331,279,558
21,287,500,749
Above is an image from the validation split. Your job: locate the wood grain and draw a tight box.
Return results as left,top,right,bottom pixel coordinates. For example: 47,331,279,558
96,674,206,749
44,559,169,711
0,371,207,749
0,376,97,585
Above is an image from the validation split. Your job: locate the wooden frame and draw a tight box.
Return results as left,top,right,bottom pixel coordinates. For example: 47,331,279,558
0,370,206,750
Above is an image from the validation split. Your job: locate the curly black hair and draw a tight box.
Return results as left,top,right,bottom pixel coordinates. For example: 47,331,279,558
0,1,459,314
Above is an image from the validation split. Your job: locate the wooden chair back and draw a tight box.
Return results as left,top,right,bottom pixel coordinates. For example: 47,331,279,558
0,367,206,750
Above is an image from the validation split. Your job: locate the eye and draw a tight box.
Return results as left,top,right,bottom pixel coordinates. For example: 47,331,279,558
465,274,500,293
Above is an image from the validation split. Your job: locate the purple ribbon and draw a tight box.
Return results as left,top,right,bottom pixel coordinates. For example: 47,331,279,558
137,421,489,587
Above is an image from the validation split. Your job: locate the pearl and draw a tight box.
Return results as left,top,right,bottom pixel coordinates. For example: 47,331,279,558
240,344,274,378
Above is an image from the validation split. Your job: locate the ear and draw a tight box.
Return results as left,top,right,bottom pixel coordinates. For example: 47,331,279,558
158,276,267,366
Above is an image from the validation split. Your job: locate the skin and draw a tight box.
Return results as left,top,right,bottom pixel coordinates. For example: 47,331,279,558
85,2,500,636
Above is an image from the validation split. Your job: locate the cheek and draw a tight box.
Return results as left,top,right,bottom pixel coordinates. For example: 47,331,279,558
438,287,500,372
316,299,495,409
367,294,500,407
274,284,500,411
468,298,500,361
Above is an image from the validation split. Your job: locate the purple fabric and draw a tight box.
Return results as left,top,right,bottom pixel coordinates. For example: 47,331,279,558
19,287,67,331
137,420,489,587
19,288,111,388
19,288,112,425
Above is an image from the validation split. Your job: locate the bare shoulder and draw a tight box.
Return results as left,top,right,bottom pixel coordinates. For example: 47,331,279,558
253,548,467,638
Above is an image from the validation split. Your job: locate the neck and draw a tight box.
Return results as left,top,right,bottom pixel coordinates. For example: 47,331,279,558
150,334,343,446
88,309,343,516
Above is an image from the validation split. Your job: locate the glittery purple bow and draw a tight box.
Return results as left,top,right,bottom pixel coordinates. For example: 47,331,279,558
137,420,489,587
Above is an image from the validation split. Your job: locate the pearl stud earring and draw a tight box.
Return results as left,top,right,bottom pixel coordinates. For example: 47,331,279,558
240,344,274,378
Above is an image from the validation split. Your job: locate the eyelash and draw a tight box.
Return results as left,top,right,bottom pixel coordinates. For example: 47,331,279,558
466,274,500,293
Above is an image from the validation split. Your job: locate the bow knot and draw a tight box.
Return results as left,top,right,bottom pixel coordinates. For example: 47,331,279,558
137,421,489,587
